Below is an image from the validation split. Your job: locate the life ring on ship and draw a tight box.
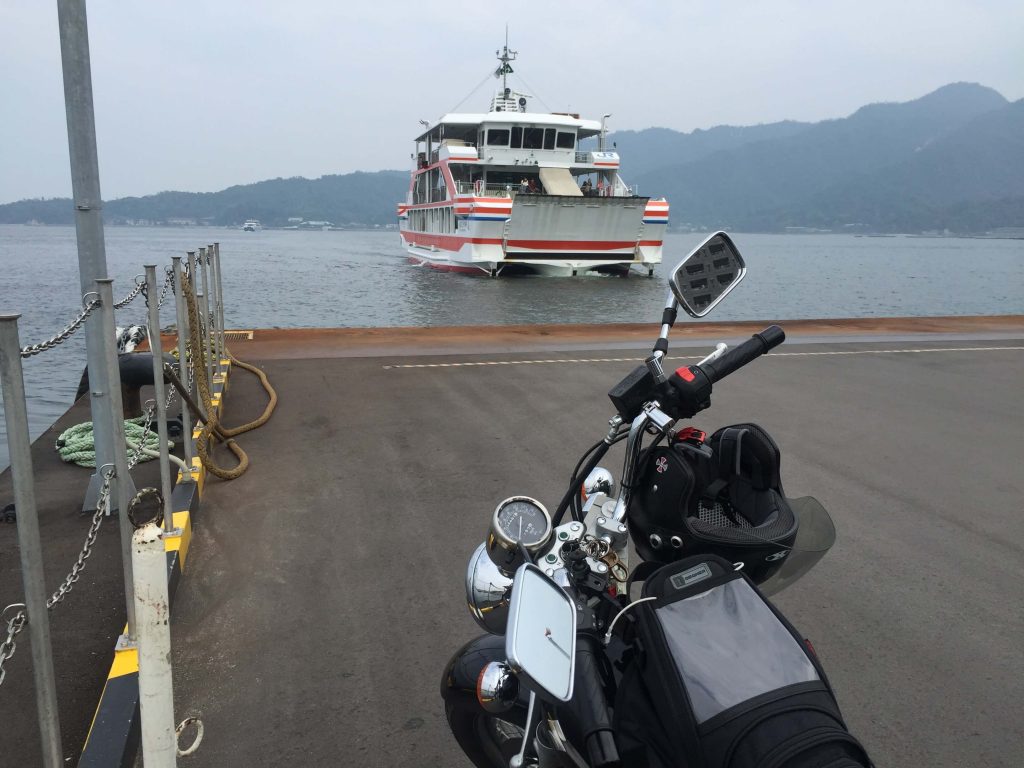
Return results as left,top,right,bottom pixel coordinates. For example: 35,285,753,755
474,179,484,196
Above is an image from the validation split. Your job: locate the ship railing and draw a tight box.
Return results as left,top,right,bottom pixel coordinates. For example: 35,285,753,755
454,182,513,198
1,243,228,765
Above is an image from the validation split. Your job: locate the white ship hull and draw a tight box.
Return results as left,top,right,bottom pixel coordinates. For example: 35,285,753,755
399,194,667,276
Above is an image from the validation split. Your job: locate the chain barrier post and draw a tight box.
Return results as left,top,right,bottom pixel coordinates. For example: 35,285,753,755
132,523,178,768
96,279,137,642
198,247,215,387
209,243,224,370
145,266,176,533
171,256,194,470
186,250,206,423
0,314,64,768
204,245,220,368
58,0,116,515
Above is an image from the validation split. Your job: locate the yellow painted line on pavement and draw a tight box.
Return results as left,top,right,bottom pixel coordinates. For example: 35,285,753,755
383,346,1024,370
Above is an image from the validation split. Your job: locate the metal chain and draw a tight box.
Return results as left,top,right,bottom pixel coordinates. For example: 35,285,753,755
127,404,156,470
159,267,175,308
0,605,27,687
142,270,175,312
114,278,145,309
0,469,112,686
19,298,100,358
46,468,112,608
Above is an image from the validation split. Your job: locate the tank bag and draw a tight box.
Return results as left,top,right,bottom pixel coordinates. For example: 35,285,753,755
614,555,872,768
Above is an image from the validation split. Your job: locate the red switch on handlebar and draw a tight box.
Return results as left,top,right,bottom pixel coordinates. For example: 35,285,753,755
675,366,696,383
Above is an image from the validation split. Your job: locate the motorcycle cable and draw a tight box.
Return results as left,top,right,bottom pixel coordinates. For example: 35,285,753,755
567,430,630,521
553,428,628,526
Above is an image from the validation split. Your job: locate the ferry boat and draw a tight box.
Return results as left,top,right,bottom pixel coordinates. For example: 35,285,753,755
242,219,262,232
397,44,668,276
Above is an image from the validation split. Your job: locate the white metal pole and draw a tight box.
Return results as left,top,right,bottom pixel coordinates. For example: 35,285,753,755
57,0,116,514
96,279,136,640
198,247,215,386
144,266,174,531
0,315,63,768
170,256,194,469
132,522,177,768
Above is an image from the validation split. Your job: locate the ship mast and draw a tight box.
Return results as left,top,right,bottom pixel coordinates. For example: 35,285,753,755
494,28,517,94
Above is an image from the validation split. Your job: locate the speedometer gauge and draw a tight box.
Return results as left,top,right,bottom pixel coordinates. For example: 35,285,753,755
486,496,553,575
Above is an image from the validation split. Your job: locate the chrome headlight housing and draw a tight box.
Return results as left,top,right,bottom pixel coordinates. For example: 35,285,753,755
466,542,513,634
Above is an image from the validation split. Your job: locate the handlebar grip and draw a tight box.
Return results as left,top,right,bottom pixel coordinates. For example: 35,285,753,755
568,634,620,767
700,325,785,384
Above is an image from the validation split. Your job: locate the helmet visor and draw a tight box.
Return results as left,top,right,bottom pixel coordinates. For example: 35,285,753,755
758,496,836,596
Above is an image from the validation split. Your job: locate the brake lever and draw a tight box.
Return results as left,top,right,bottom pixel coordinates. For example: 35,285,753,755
698,342,729,367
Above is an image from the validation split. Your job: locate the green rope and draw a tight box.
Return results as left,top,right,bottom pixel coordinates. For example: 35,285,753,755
55,417,165,468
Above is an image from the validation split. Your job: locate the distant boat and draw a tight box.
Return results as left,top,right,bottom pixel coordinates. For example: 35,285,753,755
242,219,262,232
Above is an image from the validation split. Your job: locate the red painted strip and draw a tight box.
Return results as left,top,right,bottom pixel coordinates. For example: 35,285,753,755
639,240,664,246
593,162,619,167
401,231,503,250
507,239,632,251
405,201,456,210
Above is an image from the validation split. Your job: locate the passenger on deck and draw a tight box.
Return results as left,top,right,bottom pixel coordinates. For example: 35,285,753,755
581,179,593,196
528,179,538,194
520,178,530,195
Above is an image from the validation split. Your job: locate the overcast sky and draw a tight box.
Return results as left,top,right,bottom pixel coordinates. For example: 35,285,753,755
2,0,1022,204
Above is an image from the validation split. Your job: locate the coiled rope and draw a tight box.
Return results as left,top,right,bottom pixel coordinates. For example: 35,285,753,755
181,267,276,480
56,418,161,467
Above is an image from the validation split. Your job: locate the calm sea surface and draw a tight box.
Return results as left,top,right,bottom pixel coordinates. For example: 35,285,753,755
1,224,1022,469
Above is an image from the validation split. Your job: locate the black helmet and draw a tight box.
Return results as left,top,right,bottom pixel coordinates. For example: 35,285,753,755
628,424,798,585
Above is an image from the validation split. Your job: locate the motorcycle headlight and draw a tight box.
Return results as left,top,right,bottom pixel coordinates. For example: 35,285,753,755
465,542,513,634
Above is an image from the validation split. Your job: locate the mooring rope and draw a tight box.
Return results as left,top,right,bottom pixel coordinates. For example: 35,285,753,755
181,267,276,480
56,417,162,467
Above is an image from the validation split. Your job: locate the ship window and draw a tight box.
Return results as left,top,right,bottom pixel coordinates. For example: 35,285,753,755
544,129,556,150
487,129,510,146
511,127,523,148
557,131,575,149
523,127,543,149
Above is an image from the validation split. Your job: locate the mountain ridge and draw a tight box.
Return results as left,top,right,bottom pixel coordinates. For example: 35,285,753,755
2,82,1021,234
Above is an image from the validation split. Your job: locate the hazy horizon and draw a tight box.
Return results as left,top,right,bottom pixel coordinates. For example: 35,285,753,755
3,0,1023,204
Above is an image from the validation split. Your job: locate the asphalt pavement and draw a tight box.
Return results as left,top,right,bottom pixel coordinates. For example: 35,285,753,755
167,333,1024,767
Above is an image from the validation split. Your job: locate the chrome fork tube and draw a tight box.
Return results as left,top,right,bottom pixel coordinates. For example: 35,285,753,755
611,411,650,523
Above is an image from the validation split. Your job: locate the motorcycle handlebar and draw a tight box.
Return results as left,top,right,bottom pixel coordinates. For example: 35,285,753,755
699,325,785,383
567,634,620,767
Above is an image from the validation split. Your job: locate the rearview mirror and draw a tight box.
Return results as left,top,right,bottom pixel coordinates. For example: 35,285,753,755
670,231,747,317
505,564,576,702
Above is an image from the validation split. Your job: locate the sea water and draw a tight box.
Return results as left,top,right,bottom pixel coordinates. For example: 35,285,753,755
1,225,1022,469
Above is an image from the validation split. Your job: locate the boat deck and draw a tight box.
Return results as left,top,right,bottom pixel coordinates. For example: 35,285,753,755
2,317,1023,766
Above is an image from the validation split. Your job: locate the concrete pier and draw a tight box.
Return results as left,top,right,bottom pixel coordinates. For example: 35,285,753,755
2,317,1022,766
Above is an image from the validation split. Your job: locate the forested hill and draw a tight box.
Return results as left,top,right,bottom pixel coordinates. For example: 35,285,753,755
2,83,1022,234
0,171,408,228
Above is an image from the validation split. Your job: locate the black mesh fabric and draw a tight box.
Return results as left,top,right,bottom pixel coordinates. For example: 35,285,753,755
690,497,796,544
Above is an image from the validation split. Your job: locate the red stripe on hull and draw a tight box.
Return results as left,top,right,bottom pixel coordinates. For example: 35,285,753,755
401,231,503,250
507,239,632,251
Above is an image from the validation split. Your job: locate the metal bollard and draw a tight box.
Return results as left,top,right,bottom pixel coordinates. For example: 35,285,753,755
205,243,221,367
171,256,194,469
96,279,137,641
198,247,215,387
145,266,175,532
213,242,226,367
132,522,178,768
0,315,64,768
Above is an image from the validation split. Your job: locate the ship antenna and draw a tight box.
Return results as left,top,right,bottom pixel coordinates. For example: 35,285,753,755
494,26,517,95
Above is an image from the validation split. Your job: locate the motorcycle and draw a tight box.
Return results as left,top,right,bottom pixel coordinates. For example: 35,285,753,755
442,233,870,768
